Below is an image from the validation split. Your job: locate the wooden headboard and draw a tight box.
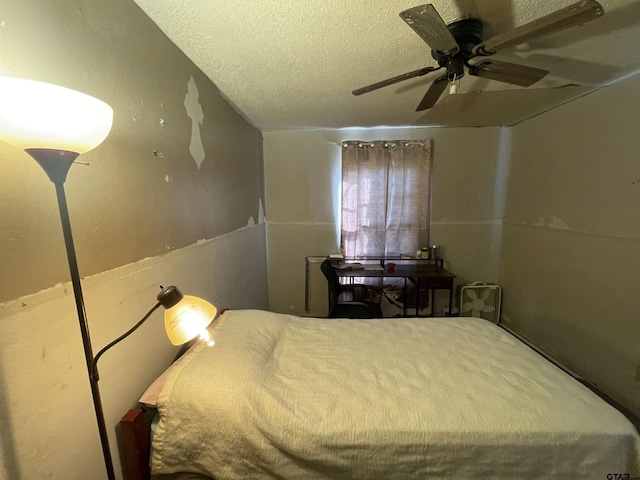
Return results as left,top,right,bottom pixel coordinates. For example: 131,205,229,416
119,310,230,480
120,408,151,480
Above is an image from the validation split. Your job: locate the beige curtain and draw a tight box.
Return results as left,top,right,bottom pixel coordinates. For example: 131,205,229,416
341,140,431,258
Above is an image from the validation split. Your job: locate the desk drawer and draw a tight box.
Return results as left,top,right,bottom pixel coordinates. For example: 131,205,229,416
419,277,453,289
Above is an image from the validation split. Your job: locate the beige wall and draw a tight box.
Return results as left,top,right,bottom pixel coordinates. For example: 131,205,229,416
264,126,505,315
501,74,640,417
0,0,267,478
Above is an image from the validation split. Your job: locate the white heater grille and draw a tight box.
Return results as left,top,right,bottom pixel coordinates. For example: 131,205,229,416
305,256,330,317
460,282,502,324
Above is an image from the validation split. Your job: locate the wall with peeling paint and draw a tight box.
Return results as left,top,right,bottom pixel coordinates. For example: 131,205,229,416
0,0,267,478
0,0,265,303
501,73,640,417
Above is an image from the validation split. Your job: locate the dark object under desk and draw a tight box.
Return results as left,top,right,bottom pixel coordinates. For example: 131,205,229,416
336,263,455,317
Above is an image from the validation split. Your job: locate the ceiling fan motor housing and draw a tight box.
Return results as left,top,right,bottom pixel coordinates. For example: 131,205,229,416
431,18,484,79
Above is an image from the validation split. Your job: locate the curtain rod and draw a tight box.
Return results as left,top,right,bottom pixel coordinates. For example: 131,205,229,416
342,140,428,148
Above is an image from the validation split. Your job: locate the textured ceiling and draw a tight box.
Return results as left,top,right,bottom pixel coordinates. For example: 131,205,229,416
132,0,640,129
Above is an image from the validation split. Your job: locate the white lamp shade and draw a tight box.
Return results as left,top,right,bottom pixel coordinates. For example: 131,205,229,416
0,76,113,154
164,295,218,345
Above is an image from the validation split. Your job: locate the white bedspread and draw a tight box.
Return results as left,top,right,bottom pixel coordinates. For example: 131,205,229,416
152,310,640,479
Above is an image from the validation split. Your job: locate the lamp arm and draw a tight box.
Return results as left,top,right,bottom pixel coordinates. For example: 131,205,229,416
92,302,162,381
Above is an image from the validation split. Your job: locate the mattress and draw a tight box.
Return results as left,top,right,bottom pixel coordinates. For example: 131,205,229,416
151,310,640,479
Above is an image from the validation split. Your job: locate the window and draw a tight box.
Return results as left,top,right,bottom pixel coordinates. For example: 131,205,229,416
341,140,431,258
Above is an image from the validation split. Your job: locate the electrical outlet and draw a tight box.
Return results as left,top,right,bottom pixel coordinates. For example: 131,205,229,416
636,364,640,382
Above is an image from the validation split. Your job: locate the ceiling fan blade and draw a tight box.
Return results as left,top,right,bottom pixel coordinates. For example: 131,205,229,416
416,74,448,111
352,66,441,96
473,0,604,55
469,60,549,87
400,4,460,56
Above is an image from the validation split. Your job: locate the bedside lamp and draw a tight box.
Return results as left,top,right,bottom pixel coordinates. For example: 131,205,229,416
92,286,217,374
160,286,217,346
0,76,217,480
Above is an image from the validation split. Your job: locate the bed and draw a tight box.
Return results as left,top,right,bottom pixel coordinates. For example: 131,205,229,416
122,309,640,479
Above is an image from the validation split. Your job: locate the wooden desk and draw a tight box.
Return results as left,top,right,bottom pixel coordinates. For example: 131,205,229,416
344,255,444,268
336,264,455,317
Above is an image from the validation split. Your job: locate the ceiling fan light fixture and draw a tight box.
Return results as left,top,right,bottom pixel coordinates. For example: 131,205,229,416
446,56,466,81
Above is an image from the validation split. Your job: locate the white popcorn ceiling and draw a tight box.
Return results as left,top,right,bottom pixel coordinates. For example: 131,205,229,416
133,0,640,129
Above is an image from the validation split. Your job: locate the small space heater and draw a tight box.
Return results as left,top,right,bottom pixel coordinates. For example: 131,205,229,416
460,282,502,324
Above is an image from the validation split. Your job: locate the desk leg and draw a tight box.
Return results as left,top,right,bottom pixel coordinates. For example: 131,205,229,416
403,278,407,317
431,289,435,317
416,278,420,317
448,287,453,316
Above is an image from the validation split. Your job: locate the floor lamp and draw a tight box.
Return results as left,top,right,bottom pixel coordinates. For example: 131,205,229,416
0,77,217,480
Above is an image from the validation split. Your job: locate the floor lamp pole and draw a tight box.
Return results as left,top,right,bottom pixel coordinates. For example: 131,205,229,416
24,149,215,480
0,76,118,480
30,150,116,480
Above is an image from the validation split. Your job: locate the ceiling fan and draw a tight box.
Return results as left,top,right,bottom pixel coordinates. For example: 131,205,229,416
352,0,604,111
